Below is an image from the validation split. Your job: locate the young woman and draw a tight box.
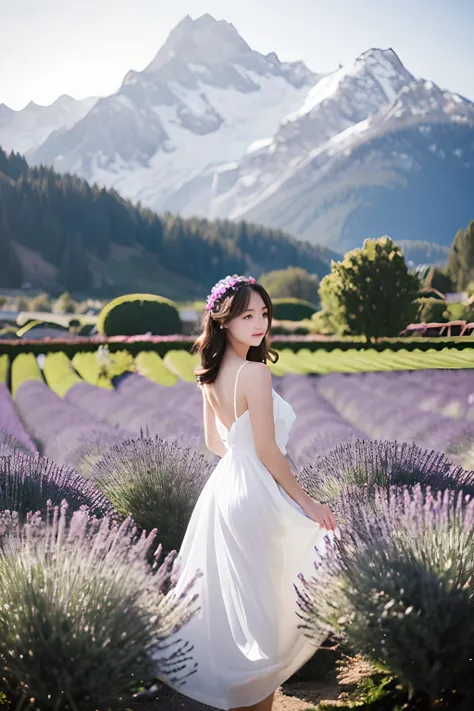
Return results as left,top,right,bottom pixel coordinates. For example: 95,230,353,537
157,275,336,711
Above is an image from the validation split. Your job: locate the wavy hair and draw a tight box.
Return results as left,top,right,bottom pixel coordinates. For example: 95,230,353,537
192,281,279,385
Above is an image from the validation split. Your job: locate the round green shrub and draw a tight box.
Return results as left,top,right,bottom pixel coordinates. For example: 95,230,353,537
97,293,182,336
272,298,317,321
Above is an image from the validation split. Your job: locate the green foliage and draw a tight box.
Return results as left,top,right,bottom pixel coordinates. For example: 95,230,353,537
97,293,182,336
0,211,23,287
14,295,29,312
91,437,212,556
272,297,318,321
310,309,337,335
11,353,43,397
135,351,178,386
414,297,448,324
29,292,52,312
270,321,311,336
466,281,474,298
72,351,113,389
319,237,419,341
43,352,82,397
447,220,474,291
55,291,76,314
445,301,466,321
0,506,197,709
163,349,200,381
0,355,8,384
259,266,320,302
0,147,334,295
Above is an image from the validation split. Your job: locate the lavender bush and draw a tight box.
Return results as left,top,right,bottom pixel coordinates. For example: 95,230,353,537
65,429,127,478
0,431,33,457
297,484,474,706
299,439,474,505
0,506,199,709
0,383,37,454
91,436,213,555
0,450,115,522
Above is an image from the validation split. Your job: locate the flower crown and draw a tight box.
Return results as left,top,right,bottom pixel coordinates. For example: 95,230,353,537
205,274,256,312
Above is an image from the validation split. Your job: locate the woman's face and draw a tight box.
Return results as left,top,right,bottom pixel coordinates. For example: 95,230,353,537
225,289,269,347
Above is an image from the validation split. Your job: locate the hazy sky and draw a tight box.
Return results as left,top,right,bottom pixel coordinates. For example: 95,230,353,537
2,0,474,110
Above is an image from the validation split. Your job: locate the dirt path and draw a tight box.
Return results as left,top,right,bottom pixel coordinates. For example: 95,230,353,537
121,675,343,711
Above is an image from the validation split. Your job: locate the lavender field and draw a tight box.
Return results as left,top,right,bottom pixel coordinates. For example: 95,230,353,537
1,350,474,709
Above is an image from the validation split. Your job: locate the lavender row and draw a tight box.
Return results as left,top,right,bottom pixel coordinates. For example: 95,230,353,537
277,373,368,467
317,372,474,455
344,369,474,420
14,380,130,466
65,378,204,448
0,383,37,454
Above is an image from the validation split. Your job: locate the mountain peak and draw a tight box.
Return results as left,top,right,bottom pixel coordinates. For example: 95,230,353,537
144,14,250,72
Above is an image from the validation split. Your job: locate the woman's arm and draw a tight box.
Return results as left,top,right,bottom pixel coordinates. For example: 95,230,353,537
244,363,336,529
200,386,228,458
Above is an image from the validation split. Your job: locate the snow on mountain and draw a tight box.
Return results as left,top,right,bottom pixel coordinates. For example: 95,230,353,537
212,76,474,251
202,48,474,251
8,20,474,253
0,95,97,155
29,15,319,213
208,48,416,220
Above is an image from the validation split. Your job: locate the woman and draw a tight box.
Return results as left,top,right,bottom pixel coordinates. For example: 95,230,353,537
157,274,336,711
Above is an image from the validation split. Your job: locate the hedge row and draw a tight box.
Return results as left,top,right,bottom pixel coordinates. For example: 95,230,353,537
0,335,473,358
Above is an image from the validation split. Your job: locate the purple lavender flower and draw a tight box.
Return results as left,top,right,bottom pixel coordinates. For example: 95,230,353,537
0,505,199,707
205,274,256,311
297,484,474,705
0,449,115,522
91,436,213,555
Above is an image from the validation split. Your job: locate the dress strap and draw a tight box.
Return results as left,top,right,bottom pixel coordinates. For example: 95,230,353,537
234,361,248,420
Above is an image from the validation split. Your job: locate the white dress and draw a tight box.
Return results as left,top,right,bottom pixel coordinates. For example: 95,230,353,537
156,361,329,709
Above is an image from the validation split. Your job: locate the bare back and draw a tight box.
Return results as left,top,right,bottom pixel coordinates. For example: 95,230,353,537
203,360,249,431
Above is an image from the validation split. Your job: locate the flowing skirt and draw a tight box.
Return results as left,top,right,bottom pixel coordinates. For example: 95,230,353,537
155,448,331,709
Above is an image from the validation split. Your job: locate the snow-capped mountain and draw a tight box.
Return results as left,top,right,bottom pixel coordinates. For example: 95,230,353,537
0,94,97,155
29,14,319,214
8,16,474,252
208,54,474,249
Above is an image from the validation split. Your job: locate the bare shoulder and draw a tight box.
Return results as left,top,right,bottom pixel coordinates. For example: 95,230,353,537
242,361,272,390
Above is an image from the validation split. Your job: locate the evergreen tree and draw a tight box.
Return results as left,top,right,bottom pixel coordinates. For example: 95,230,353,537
0,211,22,287
0,145,334,295
58,232,92,291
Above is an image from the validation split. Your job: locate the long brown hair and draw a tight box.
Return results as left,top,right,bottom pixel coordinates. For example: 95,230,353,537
193,281,279,385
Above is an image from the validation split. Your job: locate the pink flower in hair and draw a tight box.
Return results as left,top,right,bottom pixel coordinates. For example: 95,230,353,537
205,274,256,312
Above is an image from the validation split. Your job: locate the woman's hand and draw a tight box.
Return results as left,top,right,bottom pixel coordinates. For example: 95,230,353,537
302,499,337,530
